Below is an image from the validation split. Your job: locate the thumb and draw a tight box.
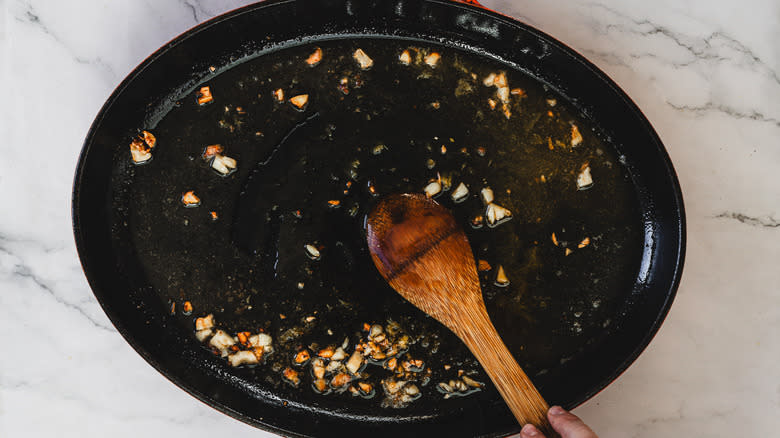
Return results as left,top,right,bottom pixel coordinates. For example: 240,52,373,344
547,406,599,438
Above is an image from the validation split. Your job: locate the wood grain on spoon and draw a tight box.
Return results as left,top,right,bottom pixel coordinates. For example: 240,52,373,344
366,193,557,437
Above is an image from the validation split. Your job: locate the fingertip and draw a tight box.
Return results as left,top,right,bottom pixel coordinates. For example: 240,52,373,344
547,406,598,437
521,423,542,437
549,405,566,416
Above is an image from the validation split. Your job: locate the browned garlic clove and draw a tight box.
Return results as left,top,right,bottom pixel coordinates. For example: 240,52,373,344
494,265,510,287
353,49,374,70
305,47,323,66
211,154,237,175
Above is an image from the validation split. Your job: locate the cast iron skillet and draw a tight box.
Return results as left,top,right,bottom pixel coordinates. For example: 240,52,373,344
72,1,685,436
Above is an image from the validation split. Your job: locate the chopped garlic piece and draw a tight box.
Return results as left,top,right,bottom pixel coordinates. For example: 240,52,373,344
195,314,215,331
451,182,469,203
404,383,420,396
353,48,373,70
385,358,398,371
130,147,152,164
440,173,452,191
312,358,326,379
423,180,442,198
495,265,509,287
372,144,388,155
497,86,510,104
195,328,213,342
141,131,156,149
546,98,557,107
358,382,374,395
210,330,235,356
331,373,352,388
337,77,349,95
181,191,201,207
129,137,152,164
494,72,508,88
229,350,259,367
483,73,496,87
305,47,322,66
462,375,484,388
485,203,512,227
304,244,321,260
346,350,364,374
202,144,224,160
577,165,593,190
424,52,440,67
283,367,300,386
248,333,272,348
331,347,347,361
367,181,378,196
571,125,583,146
384,379,405,394
502,103,512,119
313,378,328,393
290,94,309,110
294,349,311,364
273,88,284,102
399,50,412,65
480,187,494,205
318,346,335,358
369,324,383,338
211,154,237,175
197,86,213,105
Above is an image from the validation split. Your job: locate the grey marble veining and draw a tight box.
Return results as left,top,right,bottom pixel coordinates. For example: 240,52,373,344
1,0,778,437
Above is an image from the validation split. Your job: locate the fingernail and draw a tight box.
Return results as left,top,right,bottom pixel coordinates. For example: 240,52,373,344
522,424,540,436
549,406,566,416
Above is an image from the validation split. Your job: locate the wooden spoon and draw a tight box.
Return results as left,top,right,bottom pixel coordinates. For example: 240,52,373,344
366,193,557,436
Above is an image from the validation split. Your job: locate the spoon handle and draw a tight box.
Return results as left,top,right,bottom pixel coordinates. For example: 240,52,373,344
457,307,559,437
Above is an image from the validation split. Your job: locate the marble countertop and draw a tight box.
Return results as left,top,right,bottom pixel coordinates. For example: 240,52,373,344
1,0,778,436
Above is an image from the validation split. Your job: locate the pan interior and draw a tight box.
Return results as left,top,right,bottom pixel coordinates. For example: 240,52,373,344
114,37,643,418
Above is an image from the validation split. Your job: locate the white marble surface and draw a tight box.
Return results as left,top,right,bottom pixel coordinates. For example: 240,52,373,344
1,0,778,436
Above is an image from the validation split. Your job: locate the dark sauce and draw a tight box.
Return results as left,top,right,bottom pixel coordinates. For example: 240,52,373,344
123,39,642,410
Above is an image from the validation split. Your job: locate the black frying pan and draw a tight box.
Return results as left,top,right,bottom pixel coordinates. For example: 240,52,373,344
72,1,685,436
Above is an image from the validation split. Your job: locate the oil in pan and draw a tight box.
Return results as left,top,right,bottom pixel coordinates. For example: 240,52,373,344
119,39,643,413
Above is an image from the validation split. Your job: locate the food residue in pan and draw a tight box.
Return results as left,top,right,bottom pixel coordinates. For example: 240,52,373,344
196,86,213,105
128,130,156,164
122,40,643,411
194,315,457,408
180,191,200,207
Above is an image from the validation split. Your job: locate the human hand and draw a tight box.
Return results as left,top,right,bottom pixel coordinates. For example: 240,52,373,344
520,406,599,438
